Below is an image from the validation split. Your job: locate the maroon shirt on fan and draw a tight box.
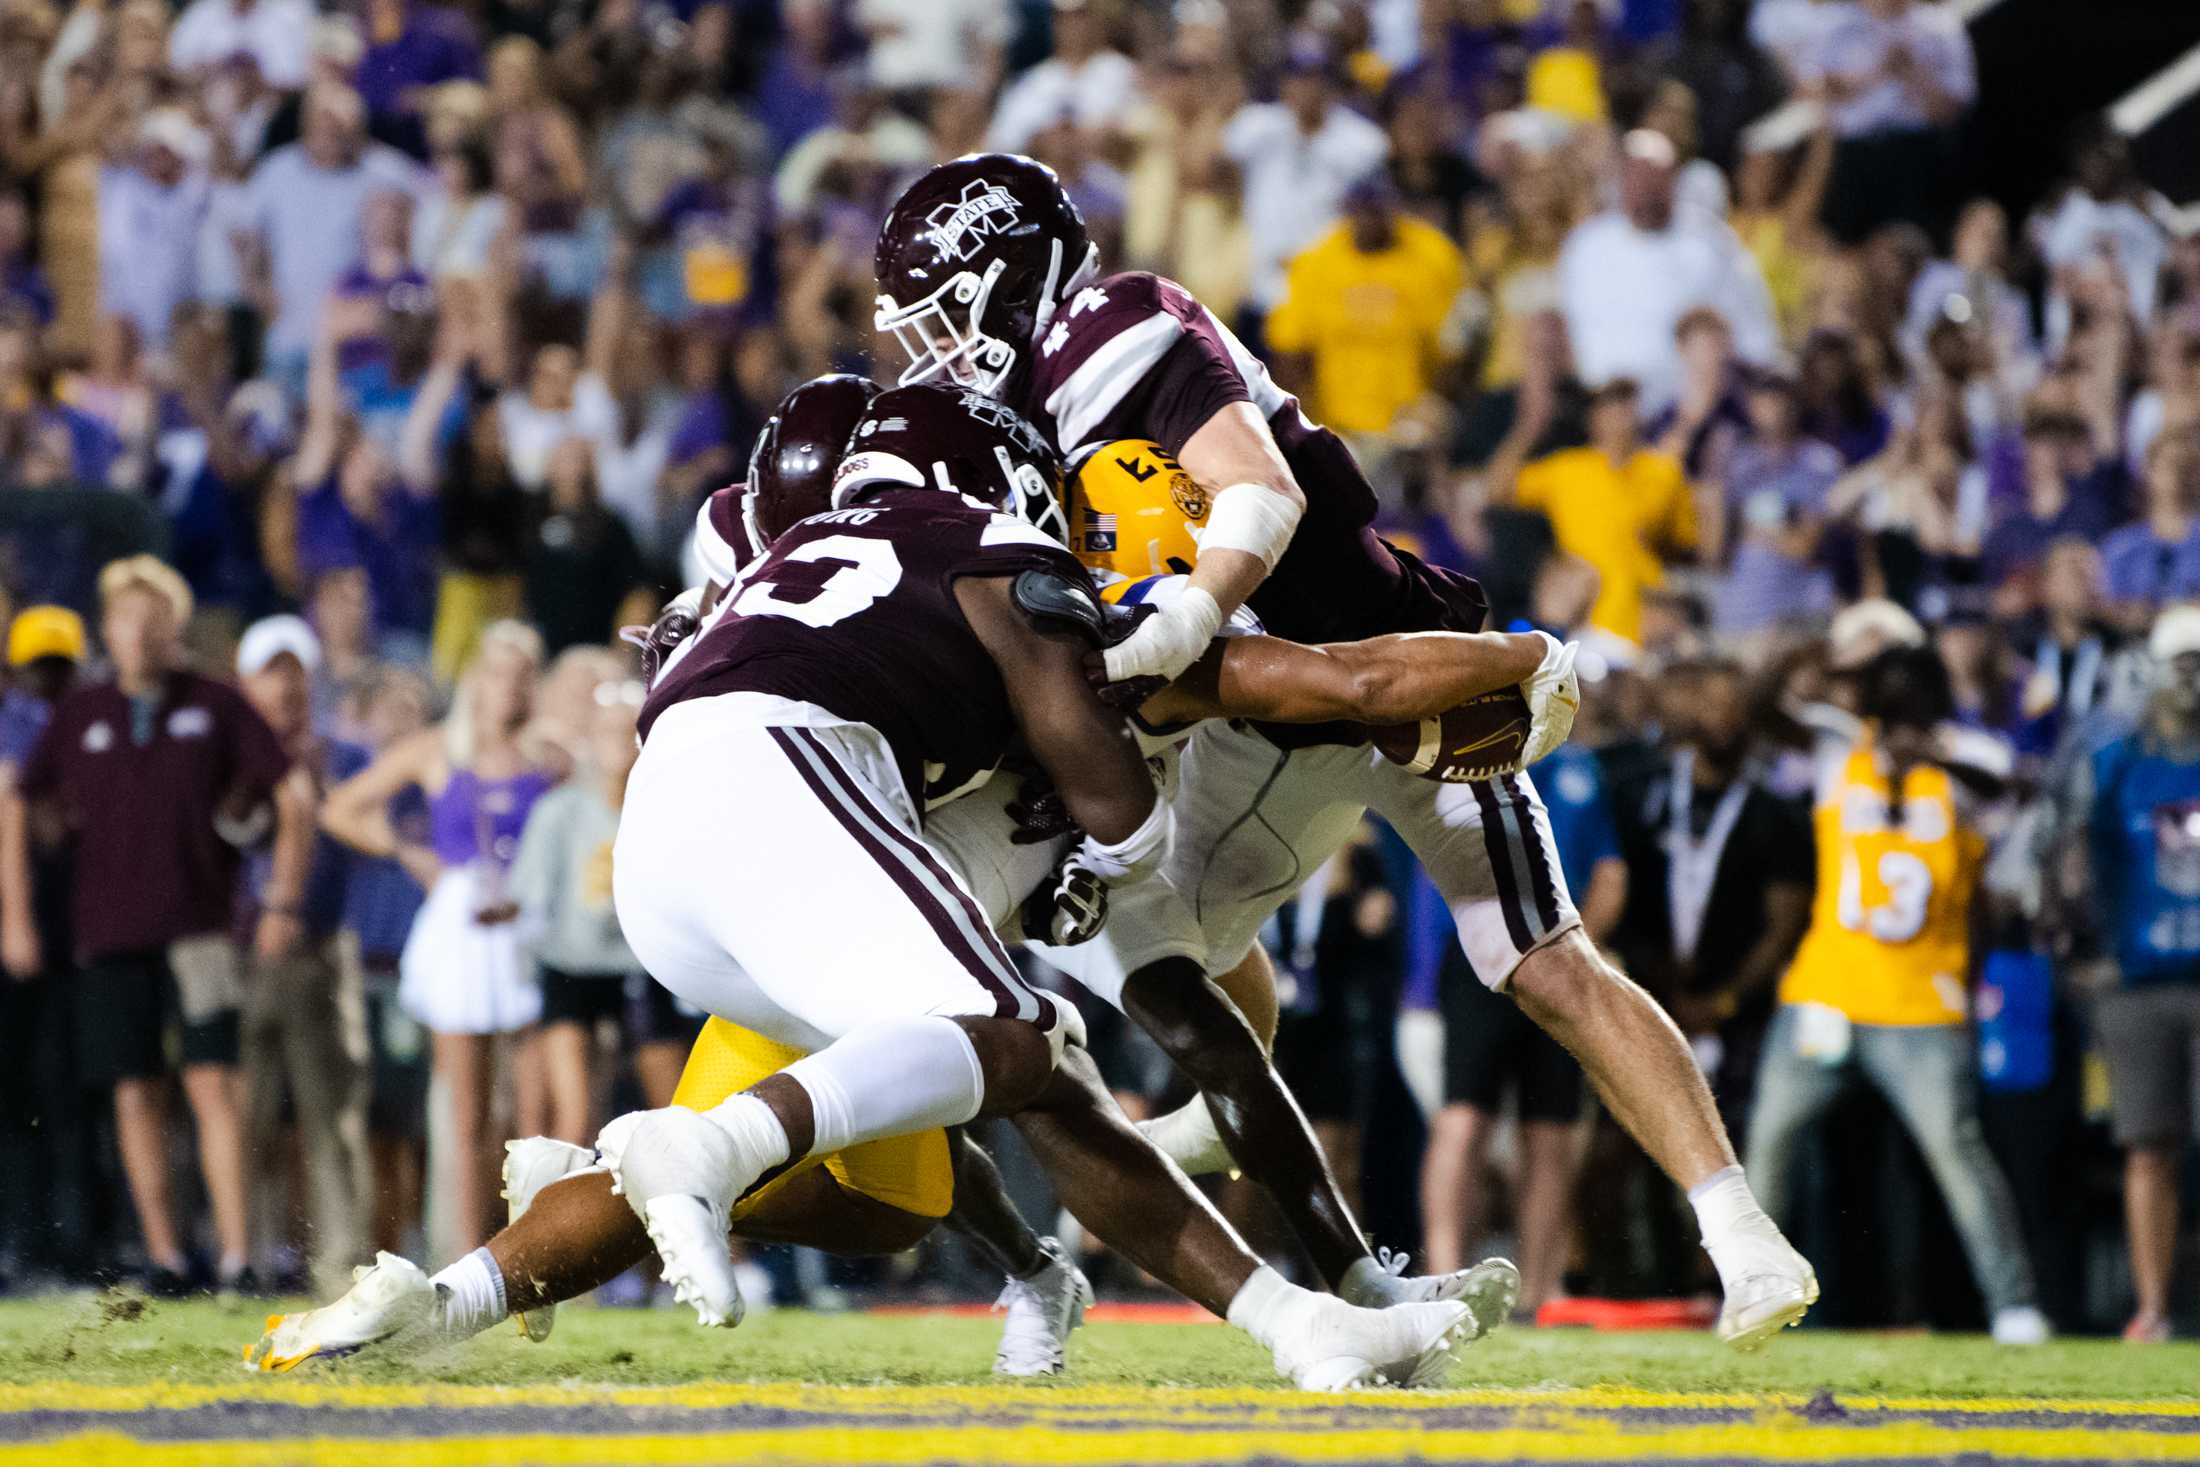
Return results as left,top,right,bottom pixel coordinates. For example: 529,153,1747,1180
644,488,1088,805
21,670,291,962
1022,271,1485,648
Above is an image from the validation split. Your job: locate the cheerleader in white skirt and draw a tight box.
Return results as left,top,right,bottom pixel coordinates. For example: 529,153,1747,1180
324,621,564,1251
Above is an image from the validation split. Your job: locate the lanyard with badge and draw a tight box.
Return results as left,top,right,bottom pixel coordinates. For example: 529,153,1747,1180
1666,750,1749,968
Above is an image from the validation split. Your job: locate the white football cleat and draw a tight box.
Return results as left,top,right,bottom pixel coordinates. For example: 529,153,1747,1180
609,1107,768,1329
1992,1305,2051,1346
501,1136,597,1343
1269,1296,1475,1391
244,1252,438,1372
993,1237,1094,1377
1343,1249,1520,1339
1708,1225,1819,1350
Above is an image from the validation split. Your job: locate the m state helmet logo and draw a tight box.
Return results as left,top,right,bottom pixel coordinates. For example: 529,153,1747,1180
926,181,1021,262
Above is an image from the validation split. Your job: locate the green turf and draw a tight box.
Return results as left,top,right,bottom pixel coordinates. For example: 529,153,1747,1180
0,1296,2197,1399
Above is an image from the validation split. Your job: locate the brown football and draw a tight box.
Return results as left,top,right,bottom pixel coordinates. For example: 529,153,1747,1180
1371,686,1532,783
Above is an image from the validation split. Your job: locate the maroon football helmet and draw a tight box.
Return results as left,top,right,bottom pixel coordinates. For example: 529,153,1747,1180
873,153,1099,400
831,382,1068,543
742,374,879,549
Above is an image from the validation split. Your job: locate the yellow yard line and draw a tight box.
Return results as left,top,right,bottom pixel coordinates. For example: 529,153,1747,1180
8,1419,2200,1467
4,1379,2198,1418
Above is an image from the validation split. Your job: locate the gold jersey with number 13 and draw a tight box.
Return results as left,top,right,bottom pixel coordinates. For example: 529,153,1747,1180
1778,739,1984,1026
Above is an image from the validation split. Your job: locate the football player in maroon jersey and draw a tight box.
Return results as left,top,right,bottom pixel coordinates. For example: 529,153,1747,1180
875,155,1817,1346
252,385,1484,1391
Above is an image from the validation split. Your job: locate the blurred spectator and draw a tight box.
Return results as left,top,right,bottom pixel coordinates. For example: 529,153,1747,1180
1747,645,2047,1343
986,0,1137,155
2035,126,2168,341
1121,33,1247,316
336,664,432,1255
97,109,210,352
1613,659,1812,1137
321,619,558,1259
413,134,505,285
0,188,53,328
307,565,382,736
1981,411,2120,590
509,679,688,1142
2068,606,2200,1343
354,0,484,150
1730,122,1834,345
1490,376,1698,643
1796,327,1891,465
169,0,313,92
1639,0,1784,171
857,0,1009,98
1903,200,2031,382
1265,174,1465,447
234,614,372,1296
2101,432,2200,622
2008,540,2115,759
523,437,652,655
0,605,84,1281
1712,369,1842,635
753,0,845,163
1224,43,1389,322
1418,737,1624,1314
236,82,429,388
1799,0,1975,244
5,556,303,1293
1826,387,1986,609
1556,129,1774,412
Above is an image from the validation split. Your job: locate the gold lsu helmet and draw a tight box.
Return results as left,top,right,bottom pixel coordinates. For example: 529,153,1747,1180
1065,439,1210,581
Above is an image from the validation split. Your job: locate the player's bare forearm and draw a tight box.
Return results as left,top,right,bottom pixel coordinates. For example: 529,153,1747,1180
957,575,1155,844
1146,630,1547,728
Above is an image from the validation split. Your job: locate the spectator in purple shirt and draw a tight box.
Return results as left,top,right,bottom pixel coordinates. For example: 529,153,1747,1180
2101,431,2200,621
355,0,483,152
1981,410,2123,589
1714,372,1844,635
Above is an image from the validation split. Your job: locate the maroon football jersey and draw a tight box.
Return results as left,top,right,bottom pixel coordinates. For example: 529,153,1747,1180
644,488,1086,805
1021,271,1485,648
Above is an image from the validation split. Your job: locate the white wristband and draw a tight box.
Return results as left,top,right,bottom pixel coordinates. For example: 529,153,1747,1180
1201,482,1303,574
1079,797,1172,885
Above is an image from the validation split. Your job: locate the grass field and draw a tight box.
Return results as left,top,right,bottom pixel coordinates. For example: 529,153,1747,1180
2,1295,2198,1464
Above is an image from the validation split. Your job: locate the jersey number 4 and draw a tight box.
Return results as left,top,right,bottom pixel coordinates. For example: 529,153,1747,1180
730,536,904,629
1836,850,1933,944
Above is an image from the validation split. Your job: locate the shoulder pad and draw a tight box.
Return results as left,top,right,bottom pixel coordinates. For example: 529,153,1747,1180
1013,566,1106,647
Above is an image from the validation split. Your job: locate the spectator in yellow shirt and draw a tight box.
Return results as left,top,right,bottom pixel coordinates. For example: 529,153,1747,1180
1488,376,1698,642
1265,175,1466,440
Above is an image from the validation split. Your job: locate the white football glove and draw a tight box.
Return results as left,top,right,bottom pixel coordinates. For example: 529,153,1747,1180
1021,848,1110,947
1519,631,1580,769
1100,586,1222,686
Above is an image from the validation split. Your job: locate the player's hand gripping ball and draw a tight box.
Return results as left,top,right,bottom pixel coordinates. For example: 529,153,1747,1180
1372,634,1580,782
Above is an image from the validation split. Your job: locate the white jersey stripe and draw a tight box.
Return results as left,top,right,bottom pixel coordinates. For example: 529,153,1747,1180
1046,312,1183,450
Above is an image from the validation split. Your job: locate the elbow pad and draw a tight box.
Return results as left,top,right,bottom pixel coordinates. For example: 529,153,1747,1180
1011,567,1107,647
1201,482,1303,574
1078,797,1171,885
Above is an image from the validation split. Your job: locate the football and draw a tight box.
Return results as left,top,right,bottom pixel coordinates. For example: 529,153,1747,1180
1371,685,1533,782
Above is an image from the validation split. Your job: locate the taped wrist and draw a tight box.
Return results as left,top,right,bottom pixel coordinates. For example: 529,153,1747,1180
1202,483,1303,574
1078,797,1171,884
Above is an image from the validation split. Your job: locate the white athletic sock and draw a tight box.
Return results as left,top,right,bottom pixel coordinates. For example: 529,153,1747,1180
700,1092,794,1173
1225,1264,1312,1350
1137,1097,1234,1176
1689,1165,1774,1247
430,1247,508,1339
771,1016,986,1156
1338,1254,1404,1307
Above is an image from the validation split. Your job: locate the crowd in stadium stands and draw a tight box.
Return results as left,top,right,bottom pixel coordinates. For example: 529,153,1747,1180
0,0,2196,1342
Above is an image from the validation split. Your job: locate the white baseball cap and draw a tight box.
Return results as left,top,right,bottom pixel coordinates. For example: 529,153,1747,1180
1828,598,1926,670
237,614,322,677
2150,604,2200,663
